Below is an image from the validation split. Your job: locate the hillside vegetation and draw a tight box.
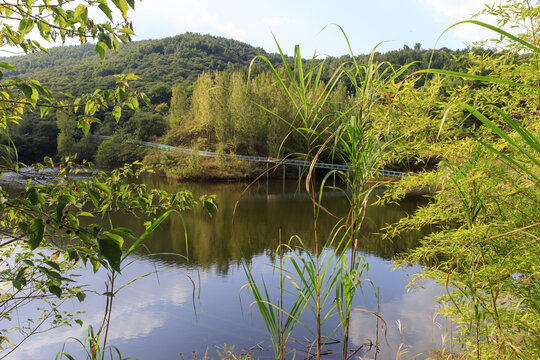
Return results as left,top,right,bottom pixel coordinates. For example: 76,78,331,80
2,33,474,174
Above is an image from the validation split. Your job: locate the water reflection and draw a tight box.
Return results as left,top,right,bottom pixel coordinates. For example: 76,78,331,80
7,176,445,360
126,176,430,273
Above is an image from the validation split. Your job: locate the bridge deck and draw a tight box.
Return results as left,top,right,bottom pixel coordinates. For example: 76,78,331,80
92,135,409,178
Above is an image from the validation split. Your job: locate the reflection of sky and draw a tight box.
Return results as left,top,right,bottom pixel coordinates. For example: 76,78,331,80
349,281,448,359
6,253,449,360
4,181,446,359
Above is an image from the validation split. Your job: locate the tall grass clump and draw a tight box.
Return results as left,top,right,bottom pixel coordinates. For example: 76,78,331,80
243,27,415,359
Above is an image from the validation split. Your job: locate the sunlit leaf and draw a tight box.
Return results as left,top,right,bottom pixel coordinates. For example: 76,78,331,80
112,105,121,122
96,41,107,63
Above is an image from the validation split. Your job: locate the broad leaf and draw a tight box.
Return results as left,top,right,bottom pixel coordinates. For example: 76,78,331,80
98,234,124,272
48,285,62,298
27,218,44,250
96,41,107,63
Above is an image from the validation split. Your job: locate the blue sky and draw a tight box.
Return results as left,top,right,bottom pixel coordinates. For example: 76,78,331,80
129,0,495,56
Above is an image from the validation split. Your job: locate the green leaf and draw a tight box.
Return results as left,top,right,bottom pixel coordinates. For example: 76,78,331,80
0,62,17,72
78,118,90,136
27,187,38,205
76,292,86,302
37,21,51,39
48,285,62,298
112,105,121,122
17,83,33,100
111,0,129,18
116,87,125,102
129,95,139,110
104,231,124,246
93,182,111,195
98,3,113,21
98,235,123,272
95,41,107,63
123,209,175,260
44,260,61,272
56,194,74,221
73,4,87,23
68,250,78,261
90,257,101,273
118,27,135,35
201,196,217,216
18,18,27,32
141,93,151,106
27,218,44,250
416,68,538,91
77,211,95,217
125,73,139,81
29,87,39,107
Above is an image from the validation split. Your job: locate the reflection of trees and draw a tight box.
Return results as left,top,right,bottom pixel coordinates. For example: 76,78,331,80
112,177,430,274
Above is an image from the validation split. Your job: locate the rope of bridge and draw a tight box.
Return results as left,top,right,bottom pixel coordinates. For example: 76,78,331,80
91,135,410,178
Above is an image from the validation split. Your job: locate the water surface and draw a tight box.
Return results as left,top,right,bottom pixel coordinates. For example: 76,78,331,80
8,177,449,359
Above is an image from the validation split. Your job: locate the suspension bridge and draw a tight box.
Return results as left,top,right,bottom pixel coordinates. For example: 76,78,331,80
92,135,410,180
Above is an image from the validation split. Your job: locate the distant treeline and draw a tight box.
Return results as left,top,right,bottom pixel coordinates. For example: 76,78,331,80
1,33,489,172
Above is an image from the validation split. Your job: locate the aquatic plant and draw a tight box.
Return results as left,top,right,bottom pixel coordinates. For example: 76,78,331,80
242,26,415,359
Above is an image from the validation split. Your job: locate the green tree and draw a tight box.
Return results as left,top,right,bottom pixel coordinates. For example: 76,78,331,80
0,1,216,357
191,72,215,141
169,83,188,126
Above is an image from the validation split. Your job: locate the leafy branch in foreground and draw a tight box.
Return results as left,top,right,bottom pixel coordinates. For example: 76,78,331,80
0,0,218,358
381,2,539,358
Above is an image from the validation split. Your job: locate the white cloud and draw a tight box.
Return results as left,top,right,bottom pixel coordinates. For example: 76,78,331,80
7,261,206,359
348,281,449,359
419,0,501,45
131,0,250,42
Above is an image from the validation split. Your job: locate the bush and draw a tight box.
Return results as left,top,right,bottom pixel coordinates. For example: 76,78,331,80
95,137,147,168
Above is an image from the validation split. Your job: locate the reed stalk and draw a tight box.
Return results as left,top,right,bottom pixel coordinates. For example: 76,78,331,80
245,26,415,359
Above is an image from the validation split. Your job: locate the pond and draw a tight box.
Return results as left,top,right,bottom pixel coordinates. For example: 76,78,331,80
7,175,451,360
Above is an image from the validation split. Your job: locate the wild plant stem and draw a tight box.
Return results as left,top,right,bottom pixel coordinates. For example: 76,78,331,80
375,288,380,360
279,230,284,360
102,273,115,353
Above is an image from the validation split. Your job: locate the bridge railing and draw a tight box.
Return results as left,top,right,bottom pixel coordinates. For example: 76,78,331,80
90,135,410,178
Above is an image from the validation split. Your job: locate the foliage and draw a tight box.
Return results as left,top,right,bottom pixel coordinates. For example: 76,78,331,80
0,0,217,358
379,1,540,358
241,28,418,358
95,135,147,168
0,29,480,168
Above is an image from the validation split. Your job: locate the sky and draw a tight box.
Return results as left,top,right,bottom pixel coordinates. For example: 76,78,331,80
127,0,497,56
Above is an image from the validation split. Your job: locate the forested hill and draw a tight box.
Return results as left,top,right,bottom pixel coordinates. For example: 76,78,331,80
2,33,472,102
2,32,280,99
2,32,478,166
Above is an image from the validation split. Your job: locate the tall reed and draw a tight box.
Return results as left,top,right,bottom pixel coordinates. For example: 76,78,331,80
245,27,414,359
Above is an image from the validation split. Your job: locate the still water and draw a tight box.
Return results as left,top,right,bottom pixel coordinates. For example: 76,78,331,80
10,176,450,359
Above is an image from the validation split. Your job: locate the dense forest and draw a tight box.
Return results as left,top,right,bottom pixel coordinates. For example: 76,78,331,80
1,32,476,174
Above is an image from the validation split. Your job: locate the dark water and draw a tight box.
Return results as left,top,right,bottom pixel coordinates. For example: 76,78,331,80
9,176,451,360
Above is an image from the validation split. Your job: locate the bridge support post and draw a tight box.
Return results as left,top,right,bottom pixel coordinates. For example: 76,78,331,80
333,171,336,190
266,162,269,196
283,164,286,193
